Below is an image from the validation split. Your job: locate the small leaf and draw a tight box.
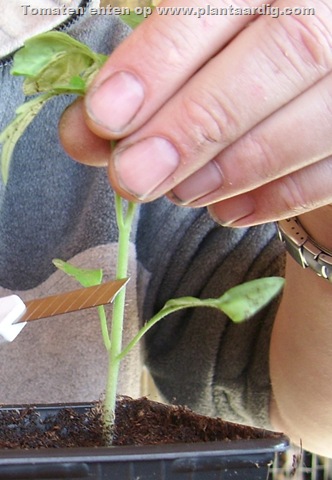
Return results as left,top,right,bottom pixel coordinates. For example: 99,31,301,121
118,277,284,361
214,277,285,323
68,75,87,90
0,93,53,184
157,278,284,324
52,259,103,288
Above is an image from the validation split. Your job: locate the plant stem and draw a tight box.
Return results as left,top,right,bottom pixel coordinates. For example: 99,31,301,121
117,302,202,361
103,194,136,423
98,305,111,351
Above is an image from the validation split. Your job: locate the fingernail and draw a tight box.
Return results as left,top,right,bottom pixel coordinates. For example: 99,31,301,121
86,72,144,132
209,195,256,226
114,137,180,198
171,161,223,205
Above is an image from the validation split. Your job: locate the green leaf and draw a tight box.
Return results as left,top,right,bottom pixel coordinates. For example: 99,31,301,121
11,31,102,79
12,32,107,96
68,76,87,90
0,93,54,184
212,277,285,323
52,259,103,288
119,277,284,360
161,277,284,324
0,32,108,183
22,53,87,95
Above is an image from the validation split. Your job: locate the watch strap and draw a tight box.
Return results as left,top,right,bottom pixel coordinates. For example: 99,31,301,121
277,217,332,282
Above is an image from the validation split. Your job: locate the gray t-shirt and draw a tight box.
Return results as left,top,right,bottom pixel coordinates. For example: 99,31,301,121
0,1,285,428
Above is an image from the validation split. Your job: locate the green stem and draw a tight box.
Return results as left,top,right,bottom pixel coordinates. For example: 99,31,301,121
98,305,111,351
117,304,199,361
103,194,136,423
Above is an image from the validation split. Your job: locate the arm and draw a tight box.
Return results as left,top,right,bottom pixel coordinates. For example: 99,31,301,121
270,206,332,457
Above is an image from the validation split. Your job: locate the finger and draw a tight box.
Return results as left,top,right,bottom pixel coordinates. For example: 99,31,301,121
170,71,332,205
108,0,332,201
208,155,332,227
59,98,111,167
84,0,267,139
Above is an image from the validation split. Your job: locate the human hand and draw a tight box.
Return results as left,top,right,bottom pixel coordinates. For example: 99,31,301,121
60,0,332,227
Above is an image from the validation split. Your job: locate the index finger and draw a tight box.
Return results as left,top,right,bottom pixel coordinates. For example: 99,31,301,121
84,0,270,138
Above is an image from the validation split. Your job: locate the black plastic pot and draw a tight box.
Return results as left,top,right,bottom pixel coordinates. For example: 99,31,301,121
0,404,289,480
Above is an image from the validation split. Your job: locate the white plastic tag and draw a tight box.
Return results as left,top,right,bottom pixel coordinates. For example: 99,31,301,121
0,295,27,343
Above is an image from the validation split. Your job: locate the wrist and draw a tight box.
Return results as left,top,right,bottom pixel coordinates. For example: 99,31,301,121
298,205,332,251
277,207,332,283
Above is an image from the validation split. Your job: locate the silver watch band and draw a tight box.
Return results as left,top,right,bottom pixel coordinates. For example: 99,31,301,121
277,217,332,282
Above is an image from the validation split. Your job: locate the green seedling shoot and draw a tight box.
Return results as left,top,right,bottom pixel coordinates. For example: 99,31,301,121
0,29,284,431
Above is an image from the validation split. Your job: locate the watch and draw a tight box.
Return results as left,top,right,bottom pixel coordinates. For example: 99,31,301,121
277,217,332,282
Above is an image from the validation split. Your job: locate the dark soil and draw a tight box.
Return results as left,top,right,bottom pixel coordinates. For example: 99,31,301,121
0,396,282,449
